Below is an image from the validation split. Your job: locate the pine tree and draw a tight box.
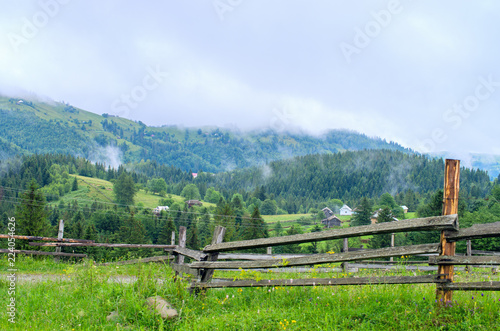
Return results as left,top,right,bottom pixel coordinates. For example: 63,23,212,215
369,207,393,249
16,180,50,249
242,206,268,241
113,172,137,206
158,217,176,245
186,221,200,250
351,197,372,227
71,177,78,191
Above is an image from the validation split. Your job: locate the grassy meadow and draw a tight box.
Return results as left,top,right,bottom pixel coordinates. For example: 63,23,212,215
1,255,499,330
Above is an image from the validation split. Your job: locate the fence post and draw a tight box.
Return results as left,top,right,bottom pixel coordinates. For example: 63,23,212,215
437,159,460,304
267,247,272,255
390,233,395,262
466,240,471,273
54,219,64,262
174,226,187,280
200,226,226,283
342,238,349,273
171,231,176,246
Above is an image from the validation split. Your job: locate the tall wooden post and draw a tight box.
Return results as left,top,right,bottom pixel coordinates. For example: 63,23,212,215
389,233,395,262
174,227,186,280
466,240,471,273
200,226,226,283
54,220,64,262
437,159,460,304
177,227,187,265
171,231,176,246
342,238,349,273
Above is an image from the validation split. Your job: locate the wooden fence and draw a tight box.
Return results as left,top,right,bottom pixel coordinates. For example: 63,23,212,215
2,159,500,304
170,159,500,304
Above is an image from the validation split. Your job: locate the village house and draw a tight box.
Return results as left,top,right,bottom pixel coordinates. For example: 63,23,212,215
153,206,169,215
401,205,409,213
339,204,353,216
321,207,342,228
185,200,202,207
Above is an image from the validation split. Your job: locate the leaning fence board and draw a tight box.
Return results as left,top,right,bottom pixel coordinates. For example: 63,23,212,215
203,215,457,253
191,243,440,269
28,242,177,249
0,234,93,243
171,262,199,277
191,275,448,289
97,255,173,266
0,249,86,258
218,253,309,260
429,256,500,265
173,247,207,261
471,250,500,257
439,282,500,291
445,222,500,242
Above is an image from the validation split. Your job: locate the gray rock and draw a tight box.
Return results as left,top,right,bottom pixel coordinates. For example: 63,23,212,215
146,296,178,320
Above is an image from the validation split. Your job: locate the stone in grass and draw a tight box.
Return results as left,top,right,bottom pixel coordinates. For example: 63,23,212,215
106,311,119,322
146,296,178,320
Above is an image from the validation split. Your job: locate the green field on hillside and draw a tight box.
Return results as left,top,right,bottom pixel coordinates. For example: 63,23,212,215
49,175,215,209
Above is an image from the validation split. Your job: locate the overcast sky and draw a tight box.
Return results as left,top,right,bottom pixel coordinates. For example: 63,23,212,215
1,1,499,158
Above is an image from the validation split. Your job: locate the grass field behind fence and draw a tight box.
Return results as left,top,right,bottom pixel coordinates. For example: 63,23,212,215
1,255,500,330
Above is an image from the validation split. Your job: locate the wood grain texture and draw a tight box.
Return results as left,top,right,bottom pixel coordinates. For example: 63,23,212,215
191,275,449,289
191,243,440,269
203,215,457,253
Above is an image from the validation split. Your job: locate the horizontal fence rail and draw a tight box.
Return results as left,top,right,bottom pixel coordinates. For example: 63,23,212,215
429,256,500,266
445,222,500,242
192,275,450,289
191,244,440,270
0,234,94,243
28,242,177,249
0,248,87,258
439,282,500,291
203,215,458,253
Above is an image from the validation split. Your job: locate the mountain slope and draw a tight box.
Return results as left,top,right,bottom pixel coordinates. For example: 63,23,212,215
0,95,412,172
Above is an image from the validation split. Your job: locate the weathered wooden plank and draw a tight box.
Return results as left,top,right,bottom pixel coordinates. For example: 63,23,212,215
54,219,64,262
191,243,440,269
203,215,457,253
0,249,87,258
191,275,448,289
445,222,500,242
97,255,173,266
439,282,500,291
200,226,226,283
429,256,500,265
28,242,177,249
174,247,207,261
0,234,93,243
218,253,309,260
177,226,187,265
171,263,199,277
471,250,500,256
436,159,460,304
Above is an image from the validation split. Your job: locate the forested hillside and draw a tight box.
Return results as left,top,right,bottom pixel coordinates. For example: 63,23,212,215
196,150,493,212
0,96,410,173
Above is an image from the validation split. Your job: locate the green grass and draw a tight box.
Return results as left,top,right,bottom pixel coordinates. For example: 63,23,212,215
262,214,310,223
2,255,500,330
